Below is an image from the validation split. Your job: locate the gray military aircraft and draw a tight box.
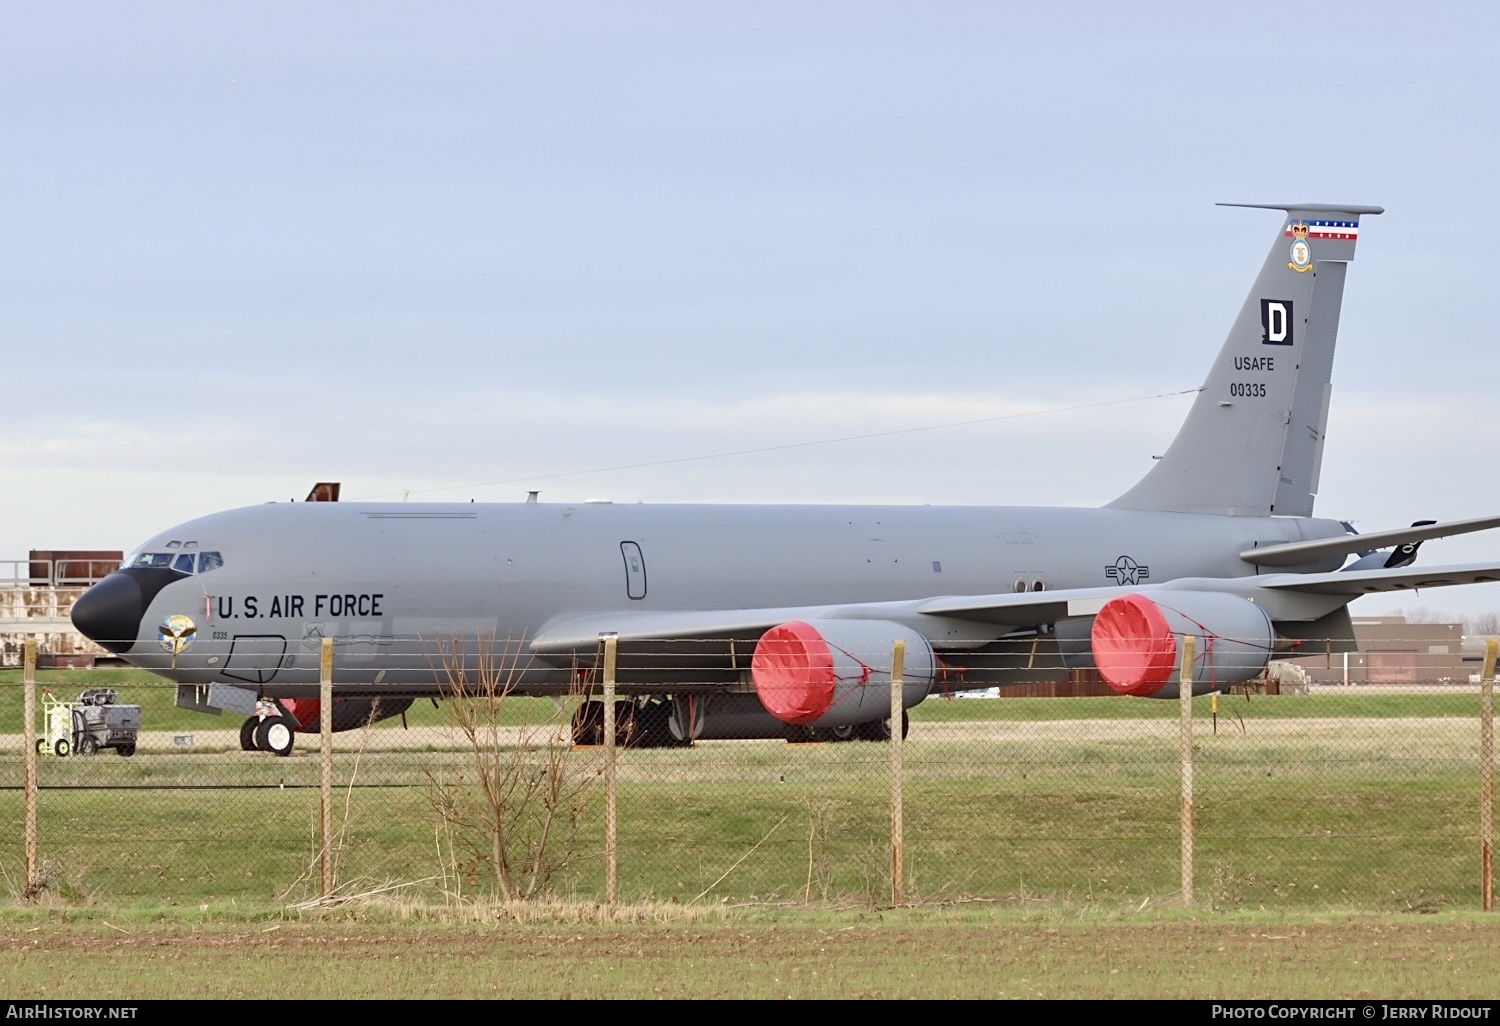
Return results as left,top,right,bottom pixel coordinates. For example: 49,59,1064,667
71,203,1500,755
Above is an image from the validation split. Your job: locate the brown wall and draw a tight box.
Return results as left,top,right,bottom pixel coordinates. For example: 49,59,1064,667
28,550,122,585
1287,618,1466,684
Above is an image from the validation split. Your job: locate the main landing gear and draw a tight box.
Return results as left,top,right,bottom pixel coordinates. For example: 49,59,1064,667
240,701,296,757
570,698,687,748
790,711,909,744
567,696,911,746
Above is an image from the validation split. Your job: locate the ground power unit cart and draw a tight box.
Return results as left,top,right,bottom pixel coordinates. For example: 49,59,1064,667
38,689,140,757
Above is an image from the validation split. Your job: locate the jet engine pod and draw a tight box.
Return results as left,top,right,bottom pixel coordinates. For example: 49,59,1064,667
751,619,935,727
1091,592,1273,698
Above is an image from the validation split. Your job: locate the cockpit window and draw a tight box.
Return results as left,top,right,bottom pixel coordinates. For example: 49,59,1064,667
129,552,175,569
126,550,224,574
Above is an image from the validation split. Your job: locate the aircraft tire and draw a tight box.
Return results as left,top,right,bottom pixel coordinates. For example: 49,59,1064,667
571,702,604,746
613,701,638,748
830,723,858,742
635,699,684,748
254,716,296,757
858,711,909,742
239,717,259,752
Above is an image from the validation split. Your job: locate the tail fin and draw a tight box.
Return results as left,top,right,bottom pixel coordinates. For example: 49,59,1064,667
1107,202,1382,517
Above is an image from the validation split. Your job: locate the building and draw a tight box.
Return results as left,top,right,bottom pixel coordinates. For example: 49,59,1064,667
1287,616,1466,685
0,550,119,667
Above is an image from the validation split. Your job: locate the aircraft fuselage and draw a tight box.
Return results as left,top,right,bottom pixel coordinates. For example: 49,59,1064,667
80,499,1349,697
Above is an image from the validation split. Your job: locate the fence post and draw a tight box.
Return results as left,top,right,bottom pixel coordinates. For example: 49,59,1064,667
22,636,39,902
1179,634,1196,908
1482,637,1496,911
890,638,905,907
320,637,334,899
602,633,618,909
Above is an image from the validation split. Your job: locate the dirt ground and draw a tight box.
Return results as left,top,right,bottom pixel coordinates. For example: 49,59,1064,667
5,914,1500,999
0,712,1479,756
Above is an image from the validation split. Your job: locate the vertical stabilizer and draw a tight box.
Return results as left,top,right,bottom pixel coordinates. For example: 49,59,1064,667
1107,203,1382,517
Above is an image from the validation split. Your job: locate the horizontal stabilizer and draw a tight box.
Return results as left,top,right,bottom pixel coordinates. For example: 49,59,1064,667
1241,514,1500,567
1258,561,1500,596
1217,202,1385,215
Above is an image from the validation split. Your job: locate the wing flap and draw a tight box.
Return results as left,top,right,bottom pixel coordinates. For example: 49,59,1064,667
915,587,1128,622
532,607,817,654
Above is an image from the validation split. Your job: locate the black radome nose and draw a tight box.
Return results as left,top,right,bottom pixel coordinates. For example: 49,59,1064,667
70,572,147,654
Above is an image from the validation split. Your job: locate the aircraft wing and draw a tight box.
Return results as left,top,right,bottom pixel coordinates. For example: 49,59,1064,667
533,606,840,652
530,584,1151,656
918,562,1500,618
532,561,1500,672
529,591,1086,670
530,603,930,678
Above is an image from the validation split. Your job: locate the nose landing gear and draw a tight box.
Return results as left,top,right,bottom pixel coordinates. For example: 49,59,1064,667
241,700,297,757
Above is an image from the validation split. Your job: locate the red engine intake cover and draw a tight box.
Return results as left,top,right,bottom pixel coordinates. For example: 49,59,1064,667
1091,593,1178,696
750,620,836,725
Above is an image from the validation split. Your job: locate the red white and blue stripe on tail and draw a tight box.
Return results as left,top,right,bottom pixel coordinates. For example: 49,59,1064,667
1285,219,1359,240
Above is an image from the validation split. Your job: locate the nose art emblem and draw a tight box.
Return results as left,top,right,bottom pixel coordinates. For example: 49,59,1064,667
159,614,197,667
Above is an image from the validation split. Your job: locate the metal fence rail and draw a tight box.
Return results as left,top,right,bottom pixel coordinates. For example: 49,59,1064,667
3,636,1497,911
0,559,116,589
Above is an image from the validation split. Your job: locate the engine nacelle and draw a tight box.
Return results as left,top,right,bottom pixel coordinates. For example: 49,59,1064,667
751,619,934,727
1090,592,1273,698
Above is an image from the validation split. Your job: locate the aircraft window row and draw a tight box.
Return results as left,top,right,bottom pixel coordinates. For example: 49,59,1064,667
127,551,224,574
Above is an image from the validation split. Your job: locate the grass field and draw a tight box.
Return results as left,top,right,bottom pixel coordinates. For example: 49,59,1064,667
2,775,1475,912
4,673,1497,998
1,680,1489,913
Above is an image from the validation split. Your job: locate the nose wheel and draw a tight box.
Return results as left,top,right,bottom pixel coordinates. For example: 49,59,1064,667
252,715,296,757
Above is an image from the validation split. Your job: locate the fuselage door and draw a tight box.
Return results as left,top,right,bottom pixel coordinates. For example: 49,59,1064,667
620,541,647,600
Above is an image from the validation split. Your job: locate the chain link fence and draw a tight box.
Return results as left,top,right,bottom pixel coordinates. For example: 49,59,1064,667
3,635,1497,912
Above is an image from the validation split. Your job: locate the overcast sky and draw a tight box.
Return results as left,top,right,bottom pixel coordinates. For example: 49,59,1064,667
4,2,1498,618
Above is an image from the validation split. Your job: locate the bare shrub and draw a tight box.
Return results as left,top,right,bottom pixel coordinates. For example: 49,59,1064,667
1467,611,1500,636
425,632,602,902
